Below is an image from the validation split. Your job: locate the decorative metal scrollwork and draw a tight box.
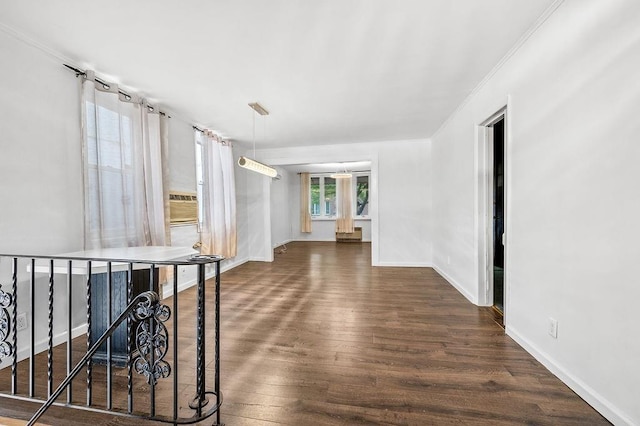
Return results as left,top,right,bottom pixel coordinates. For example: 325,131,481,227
0,285,14,360
132,299,171,385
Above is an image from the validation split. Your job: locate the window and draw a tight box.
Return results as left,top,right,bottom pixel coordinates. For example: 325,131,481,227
324,177,336,216
84,101,139,246
195,138,204,229
310,176,336,217
355,175,369,217
309,173,369,219
310,177,321,215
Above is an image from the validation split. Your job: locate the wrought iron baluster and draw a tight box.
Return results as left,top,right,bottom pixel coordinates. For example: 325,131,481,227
132,267,171,414
172,264,178,422
86,260,92,406
11,257,18,394
0,268,15,365
47,259,54,398
66,260,73,404
106,262,112,410
215,260,222,426
189,263,208,416
127,263,133,414
29,258,35,398
149,264,156,417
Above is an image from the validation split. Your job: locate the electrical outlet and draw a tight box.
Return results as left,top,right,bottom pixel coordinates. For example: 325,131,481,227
16,312,28,331
548,317,558,339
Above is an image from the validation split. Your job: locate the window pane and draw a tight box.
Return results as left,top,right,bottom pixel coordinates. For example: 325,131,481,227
195,141,204,227
324,177,336,216
310,177,320,215
356,175,369,216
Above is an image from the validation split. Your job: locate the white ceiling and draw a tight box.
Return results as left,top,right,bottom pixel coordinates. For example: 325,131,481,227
0,0,557,150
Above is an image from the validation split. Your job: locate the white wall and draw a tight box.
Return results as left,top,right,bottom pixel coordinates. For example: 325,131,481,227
245,167,273,262
168,118,197,193
257,138,432,267
0,32,83,254
0,29,87,367
270,168,292,248
233,148,250,266
431,1,640,424
0,28,254,364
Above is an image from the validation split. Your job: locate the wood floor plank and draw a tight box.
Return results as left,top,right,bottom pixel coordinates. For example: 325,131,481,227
0,242,609,425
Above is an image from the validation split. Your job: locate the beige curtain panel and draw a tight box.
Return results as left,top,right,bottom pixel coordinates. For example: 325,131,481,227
300,172,312,233
336,176,354,233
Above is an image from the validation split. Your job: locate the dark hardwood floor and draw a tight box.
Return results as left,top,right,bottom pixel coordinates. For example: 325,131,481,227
0,242,609,425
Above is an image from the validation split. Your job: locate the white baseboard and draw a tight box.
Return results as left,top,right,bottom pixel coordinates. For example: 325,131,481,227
248,256,273,262
375,261,433,268
221,257,249,273
272,239,293,249
432,264,478,304
1,323,89,370
507,326,634,426
161,257,250,299
293,238,337,242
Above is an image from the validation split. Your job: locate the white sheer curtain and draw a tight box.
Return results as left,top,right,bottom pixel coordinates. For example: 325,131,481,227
81,70,167,249
335,176,354,233
197,130,237,258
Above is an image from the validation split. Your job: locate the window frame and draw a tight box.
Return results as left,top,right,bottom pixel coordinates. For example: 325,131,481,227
309,175,336,219
352,172,370,219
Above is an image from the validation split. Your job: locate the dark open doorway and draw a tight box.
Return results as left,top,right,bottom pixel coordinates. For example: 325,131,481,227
492,118,505,320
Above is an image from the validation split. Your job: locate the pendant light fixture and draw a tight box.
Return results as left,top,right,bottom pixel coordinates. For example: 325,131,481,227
238,102,277,177
330,172,352,179
330,165,352,179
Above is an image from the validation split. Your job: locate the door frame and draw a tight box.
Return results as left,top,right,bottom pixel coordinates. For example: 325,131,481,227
476,106,509,321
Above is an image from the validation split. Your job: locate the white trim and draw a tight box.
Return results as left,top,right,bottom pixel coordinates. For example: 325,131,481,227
432,264,478,305
476,105,509,311
294,238,338,242
272,239,294,249
375,261,432,268
507,326,634,426
0,22,74,64
161,256,250,299
370,156,380,266
292,238,373,243
249,256,272,262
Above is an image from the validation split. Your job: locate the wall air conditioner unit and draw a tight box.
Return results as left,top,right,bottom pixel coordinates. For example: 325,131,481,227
169,191,198,224
336,227,362,242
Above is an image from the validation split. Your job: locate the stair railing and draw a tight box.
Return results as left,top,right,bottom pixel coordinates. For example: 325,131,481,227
0,251,224,425
28,290,161,425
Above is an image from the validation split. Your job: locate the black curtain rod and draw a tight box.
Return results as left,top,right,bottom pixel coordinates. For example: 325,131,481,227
64,63,170,117
193,125,205,133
